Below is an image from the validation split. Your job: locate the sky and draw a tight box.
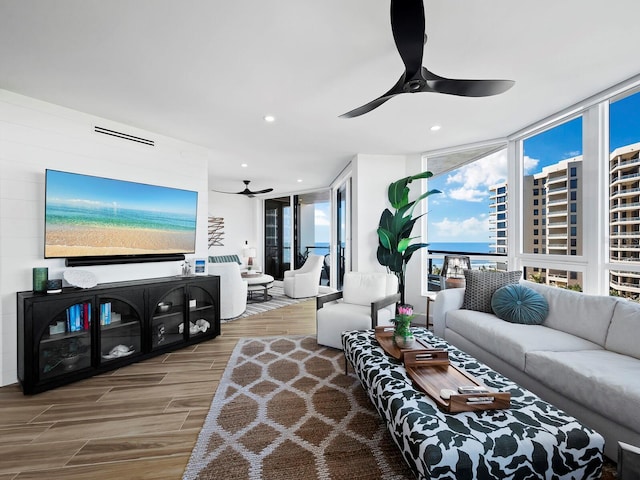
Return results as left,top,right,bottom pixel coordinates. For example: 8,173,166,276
426,91,640,244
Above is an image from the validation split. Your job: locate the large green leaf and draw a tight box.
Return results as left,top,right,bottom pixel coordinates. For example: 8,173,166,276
377,245,392,268
403,242,429,263
405,188,441,218
378,208,394,231
377,227,394,251
388,177,411,209
398,236,421,253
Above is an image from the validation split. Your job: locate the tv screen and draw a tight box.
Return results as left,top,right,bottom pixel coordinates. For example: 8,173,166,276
45,170,198,259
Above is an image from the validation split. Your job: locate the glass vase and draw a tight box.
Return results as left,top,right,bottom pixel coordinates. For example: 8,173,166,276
393,331,415,349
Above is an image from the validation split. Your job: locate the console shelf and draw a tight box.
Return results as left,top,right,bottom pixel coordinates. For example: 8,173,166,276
17,275,220,394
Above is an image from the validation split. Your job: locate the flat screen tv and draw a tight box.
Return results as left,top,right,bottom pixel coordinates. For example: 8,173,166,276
45,169,198,264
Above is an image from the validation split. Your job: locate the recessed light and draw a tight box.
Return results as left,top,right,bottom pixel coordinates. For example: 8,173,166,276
241,163,248,168
297,179,303,183
264,115,276,123
430,125,441,131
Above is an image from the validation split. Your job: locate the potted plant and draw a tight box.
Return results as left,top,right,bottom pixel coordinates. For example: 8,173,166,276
393,304,415,348
377,171,440,305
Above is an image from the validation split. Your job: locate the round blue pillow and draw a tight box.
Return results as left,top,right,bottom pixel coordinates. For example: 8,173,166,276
491,284,549,324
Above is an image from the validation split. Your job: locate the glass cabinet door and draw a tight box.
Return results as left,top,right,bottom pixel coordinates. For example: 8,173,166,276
150,287,186,350
187,284,216,340
98,295,142,364
38,301,92,380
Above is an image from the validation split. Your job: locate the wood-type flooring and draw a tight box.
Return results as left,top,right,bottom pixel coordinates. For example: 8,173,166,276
0,300,317,480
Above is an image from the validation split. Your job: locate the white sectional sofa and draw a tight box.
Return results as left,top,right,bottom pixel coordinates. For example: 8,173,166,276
433,279,640,459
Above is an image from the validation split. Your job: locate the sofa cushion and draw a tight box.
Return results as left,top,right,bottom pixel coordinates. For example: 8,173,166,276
525,349,640,433
461,270,522,313
491,284,549,324
521,280,617,346
446,309,602,370
605,299,640,360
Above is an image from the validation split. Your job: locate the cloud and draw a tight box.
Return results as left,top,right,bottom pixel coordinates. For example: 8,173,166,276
448,187,487,202
523,155,540,175
444,149,508,191
431,215,491,241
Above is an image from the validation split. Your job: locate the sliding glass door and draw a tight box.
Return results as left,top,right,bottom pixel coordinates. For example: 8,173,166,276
264,197,291,280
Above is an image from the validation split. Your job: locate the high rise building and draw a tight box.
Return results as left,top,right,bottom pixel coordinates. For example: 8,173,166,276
609,142,640,300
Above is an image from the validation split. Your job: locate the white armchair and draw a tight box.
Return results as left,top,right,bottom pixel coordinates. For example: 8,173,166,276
316,272,400,350
208,262,248,320
283,254,324,298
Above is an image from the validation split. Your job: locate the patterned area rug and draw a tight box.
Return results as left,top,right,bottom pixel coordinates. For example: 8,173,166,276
224,284,308,323
182,336,414,479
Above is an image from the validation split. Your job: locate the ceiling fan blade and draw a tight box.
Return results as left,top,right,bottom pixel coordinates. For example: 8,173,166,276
427,78,515,97
390,0,426,77
251,188,273,195
340,75,406,118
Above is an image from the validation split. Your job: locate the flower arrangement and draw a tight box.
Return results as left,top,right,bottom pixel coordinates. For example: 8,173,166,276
393,304,415,347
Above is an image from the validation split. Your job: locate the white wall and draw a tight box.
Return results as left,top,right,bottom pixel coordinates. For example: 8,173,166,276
208,191,258,265
352,153,406,271
351,153,428,315
0,90,212,386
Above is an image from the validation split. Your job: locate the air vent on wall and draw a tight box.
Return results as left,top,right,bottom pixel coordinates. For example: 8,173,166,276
94,126,155,146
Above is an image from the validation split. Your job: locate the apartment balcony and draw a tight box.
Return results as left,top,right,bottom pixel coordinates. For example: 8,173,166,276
609,278,640,295
610,201,640,212
610,187,640,199
610,157,640,173
610,231,640,238
547,211,568,219
610,216,640,225
610,244,640,251
547,273,568,284
547,221,568,228
610,172,640,187
547,198,569,206
547,186,568,195
546,176,568,187
547,233,568,239
610,254,640,263
610,270,640,280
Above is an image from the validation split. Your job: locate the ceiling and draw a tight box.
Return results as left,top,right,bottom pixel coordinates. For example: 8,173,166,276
1,1,640,196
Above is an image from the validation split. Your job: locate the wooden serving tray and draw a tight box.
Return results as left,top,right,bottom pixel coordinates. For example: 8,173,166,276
374,326,432,360
405,361,510,413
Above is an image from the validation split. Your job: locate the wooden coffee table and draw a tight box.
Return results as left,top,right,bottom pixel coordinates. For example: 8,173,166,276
244,273,274,303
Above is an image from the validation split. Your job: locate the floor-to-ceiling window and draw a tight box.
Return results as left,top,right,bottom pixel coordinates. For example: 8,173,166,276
609,89,640,300
293,191,331,284
520,116,584,290
425,145,508,292
422,74,640,300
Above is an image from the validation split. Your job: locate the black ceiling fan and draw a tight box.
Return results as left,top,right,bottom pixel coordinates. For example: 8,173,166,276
211,180,274,198
340,0,515,118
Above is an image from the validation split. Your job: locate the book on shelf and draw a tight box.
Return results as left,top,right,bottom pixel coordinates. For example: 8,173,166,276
100,302,112,326
66,302,91,332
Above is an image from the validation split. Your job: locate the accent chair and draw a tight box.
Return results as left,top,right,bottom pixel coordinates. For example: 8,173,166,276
207,262,247,319
283,254,324,298
316,271,400,350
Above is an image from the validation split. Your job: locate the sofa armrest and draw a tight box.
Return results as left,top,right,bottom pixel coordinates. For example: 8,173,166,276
317,291,343,310
371,292,401,327
432,288,465,338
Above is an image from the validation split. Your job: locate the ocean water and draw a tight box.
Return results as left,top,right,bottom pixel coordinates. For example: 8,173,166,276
46,203,196,232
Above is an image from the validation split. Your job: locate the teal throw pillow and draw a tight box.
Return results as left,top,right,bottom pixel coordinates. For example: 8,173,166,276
491,284,549,325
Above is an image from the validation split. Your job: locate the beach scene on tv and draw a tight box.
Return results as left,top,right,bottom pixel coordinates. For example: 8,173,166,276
45,170,198,258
